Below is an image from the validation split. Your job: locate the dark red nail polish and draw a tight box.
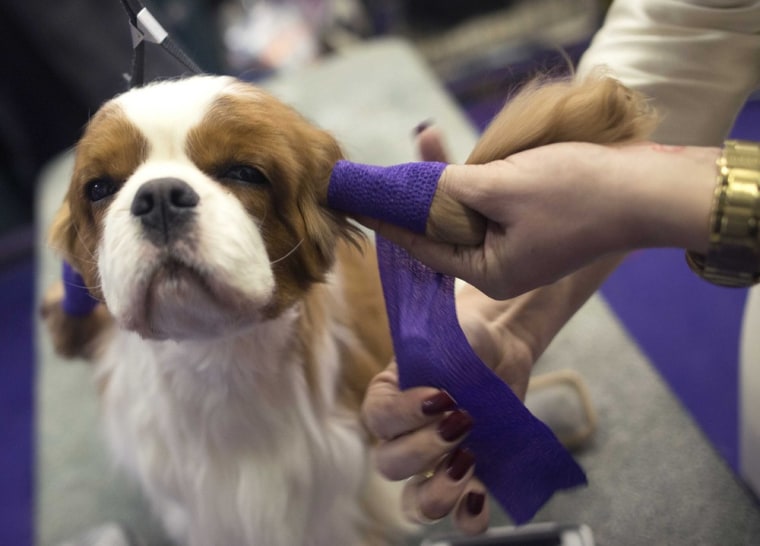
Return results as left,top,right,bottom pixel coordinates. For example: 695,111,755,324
446,447,475,480
465,492,485,516
421,391,457,415
438,410,473,442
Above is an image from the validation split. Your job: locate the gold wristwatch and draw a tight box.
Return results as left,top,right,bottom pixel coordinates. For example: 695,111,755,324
686,140,760,287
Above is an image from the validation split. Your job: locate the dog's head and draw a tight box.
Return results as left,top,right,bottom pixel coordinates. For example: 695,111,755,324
51,75,355,340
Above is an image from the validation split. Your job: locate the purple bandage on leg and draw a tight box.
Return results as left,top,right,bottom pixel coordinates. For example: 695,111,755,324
326,158,586,522
327,160,446,233
377,238,586,523
62,262,98,316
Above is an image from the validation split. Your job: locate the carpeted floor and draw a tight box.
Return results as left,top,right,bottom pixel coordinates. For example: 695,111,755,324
0,256,34,546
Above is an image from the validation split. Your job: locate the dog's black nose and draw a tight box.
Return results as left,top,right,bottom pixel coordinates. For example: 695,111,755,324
131,178,199,244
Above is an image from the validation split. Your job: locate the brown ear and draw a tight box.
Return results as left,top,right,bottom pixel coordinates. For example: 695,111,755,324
468,73,658,164
48,197,92,282
296,127,363,280
425,74,658,246
48,200,75,262
43,192,112,361
47,183,103,299
40,280,112,361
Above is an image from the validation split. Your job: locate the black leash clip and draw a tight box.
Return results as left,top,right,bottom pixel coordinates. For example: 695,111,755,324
119,0,202,87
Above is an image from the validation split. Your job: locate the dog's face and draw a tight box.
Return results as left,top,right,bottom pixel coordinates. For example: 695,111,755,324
51,75,352,340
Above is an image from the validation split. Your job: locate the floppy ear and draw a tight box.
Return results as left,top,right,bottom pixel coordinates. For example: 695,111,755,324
296,126,363,279
40,279,112,361
42,199,113,361
467,73,658,163
42,186,113,360
47,167,107,293
425,74,658,245
48,200,75,261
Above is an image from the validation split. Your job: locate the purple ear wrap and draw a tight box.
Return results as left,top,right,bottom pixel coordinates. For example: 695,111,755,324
327,160,586,524
328,160,446,234
61,262,99,316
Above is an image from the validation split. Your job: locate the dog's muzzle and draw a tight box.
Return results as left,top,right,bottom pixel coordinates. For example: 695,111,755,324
131,177,199,245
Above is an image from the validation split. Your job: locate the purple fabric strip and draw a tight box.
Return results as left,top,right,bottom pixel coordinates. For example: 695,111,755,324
327,160,586,523
376,237,586,523
328,160,446,233
62,262,98,316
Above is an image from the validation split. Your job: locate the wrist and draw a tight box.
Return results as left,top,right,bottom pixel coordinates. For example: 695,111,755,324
615,143,717,253
458,255,621,366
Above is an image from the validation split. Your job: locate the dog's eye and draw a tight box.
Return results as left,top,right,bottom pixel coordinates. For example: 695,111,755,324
221,165,269,186
85,177,119,202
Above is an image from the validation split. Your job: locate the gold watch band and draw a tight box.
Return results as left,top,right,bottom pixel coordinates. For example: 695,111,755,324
686,140,760,287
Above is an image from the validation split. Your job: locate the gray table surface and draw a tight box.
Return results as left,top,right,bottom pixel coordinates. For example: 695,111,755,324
36,38,760,546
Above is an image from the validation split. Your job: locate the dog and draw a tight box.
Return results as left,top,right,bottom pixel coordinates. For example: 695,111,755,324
42,72,655,545
42,75,408,546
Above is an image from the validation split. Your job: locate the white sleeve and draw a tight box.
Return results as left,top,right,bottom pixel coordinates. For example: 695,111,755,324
577,0,760,145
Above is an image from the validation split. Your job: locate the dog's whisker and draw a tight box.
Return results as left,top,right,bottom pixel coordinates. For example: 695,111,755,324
62,274,105,300
48,244,99,267
72,222,99,263
269,239,303,266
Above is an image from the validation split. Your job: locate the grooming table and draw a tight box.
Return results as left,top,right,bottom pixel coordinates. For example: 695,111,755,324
36,38,760,545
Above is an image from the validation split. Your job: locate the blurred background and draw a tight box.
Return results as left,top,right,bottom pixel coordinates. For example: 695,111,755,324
2,1,758,545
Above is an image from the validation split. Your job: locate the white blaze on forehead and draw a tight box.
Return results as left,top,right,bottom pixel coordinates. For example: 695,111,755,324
114,75,235,159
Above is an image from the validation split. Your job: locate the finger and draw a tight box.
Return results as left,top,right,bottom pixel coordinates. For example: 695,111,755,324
361,216,486,284
361,362,456,441
416,125,451,163
452,480,490,535
374,410,473,481
410,447,476,521
434,163,513,220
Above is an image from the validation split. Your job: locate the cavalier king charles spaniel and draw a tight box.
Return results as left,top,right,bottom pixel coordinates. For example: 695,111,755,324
42,72,654,545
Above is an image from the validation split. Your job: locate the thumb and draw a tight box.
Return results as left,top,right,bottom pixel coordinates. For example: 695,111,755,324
361,361,442,440
434,162,514,222
416,125,452,163
365,217,487,284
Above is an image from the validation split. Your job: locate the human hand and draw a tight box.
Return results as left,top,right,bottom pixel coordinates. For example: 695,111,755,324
363,141,718,300
362,279,535,534
361,126,665,535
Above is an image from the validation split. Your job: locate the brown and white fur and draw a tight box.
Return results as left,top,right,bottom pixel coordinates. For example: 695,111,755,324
43,75,406,546
42,73,655,545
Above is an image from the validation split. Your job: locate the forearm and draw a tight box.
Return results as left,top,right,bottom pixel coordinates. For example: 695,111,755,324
502,143,720,356
502,255,622,361
459,255,622,378
579,0,760,146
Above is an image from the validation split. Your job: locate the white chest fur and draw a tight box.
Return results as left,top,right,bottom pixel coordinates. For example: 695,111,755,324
96,305,401,546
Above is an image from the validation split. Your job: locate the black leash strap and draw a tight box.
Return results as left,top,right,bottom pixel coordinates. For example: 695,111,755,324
119,0,202,87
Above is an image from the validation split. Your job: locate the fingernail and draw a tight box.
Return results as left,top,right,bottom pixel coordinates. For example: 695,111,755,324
413,119,433,136
465,492,485,516
446,447,475,480
438,410,473,442
421,391,457,415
